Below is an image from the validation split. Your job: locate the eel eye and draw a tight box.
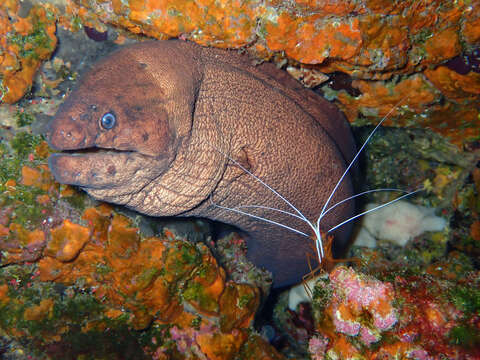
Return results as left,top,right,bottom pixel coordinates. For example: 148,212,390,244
100,112,116,129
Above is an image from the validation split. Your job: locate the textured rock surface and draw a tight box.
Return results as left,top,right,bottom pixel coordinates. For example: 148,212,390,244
2,0,480,145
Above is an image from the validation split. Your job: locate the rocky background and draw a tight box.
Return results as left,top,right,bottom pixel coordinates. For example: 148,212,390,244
0,0,479,359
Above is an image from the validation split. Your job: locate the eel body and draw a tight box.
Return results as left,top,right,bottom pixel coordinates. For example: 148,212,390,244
47,40,356,287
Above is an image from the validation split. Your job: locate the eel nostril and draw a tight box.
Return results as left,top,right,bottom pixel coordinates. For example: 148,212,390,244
65,131,76,142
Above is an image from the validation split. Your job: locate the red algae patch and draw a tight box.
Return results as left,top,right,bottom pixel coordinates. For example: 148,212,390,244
219,282,260,332
264,13,362,64
0,284,9,305
299,266,480,359
329,266,397,345
20,164,56,192
424,65,480,102
65,0,476,75
197,330,247,360
0,223,46,265
337,74,440,123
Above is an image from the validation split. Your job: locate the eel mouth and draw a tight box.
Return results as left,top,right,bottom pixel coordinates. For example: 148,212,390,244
48,148,168,193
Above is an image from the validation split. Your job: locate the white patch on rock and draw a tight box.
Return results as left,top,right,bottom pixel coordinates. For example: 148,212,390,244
288,275,327,311
354,200,446,248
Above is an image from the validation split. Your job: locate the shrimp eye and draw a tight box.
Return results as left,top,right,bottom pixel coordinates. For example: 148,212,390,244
100,112,116,129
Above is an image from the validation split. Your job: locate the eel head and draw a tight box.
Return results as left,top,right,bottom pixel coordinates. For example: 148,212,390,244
47,41,202,205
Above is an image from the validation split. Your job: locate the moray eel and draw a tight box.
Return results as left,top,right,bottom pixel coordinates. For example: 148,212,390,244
47,40,357,287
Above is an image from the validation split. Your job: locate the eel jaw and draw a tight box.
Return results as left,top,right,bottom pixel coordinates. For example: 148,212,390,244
48,150,169,197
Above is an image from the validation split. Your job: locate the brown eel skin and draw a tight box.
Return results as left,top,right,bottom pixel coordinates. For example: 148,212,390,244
47,40,357,287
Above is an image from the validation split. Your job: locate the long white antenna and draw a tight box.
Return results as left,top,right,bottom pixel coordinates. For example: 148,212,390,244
318,99,407,229
211,97,421,267
212,146,310,224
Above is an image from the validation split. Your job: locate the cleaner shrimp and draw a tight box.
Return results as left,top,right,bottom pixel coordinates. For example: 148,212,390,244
211,98,422,284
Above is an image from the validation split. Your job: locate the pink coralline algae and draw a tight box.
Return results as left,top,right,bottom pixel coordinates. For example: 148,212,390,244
329,266,397,345
308,335,329,360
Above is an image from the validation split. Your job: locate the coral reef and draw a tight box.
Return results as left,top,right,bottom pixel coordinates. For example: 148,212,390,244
53,0,480,146
274,124,479,359
279,266,480,359
56,0,479,75
0,1,479,359
335,70,480,147
353,126,480,271
0,125,282,359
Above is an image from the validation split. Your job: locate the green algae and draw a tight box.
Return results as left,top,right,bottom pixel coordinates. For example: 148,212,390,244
183,282,204,301
1,184,47,229
449,286,480,316
55,292,105,323
15,110,35,127
137,267,161,290
190,316,202,330
11,131,43,158
166,241,201,280
58,326,148,360
94,262,114,276
238,293,254,308
0,131,42,183
0,264,156,358
0,130,53,229
312,277,333,317
183,281,219,313
60,185,90,211
179,242,200,265
0,266,96,334
449,324,480,348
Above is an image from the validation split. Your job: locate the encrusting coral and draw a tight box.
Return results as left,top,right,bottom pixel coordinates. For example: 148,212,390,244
328,267,398,346
59,0,480,146
0,0,57,103
0,128,284,359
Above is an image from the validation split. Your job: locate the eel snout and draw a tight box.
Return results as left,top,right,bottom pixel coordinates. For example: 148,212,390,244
48,150,170,194
47,119,88,151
